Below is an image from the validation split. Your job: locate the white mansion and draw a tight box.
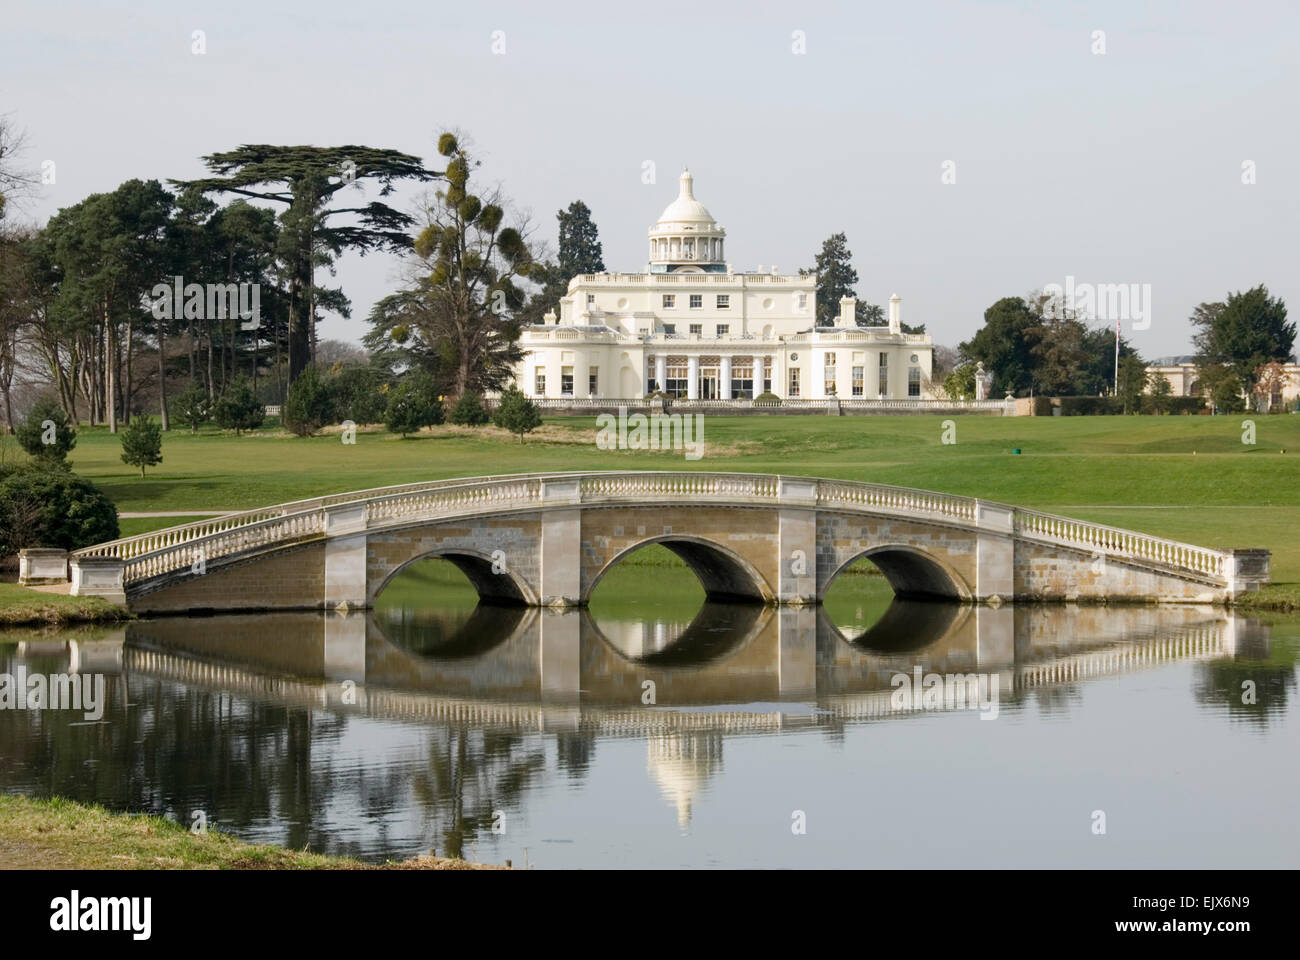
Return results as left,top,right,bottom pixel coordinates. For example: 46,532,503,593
510,170,935,403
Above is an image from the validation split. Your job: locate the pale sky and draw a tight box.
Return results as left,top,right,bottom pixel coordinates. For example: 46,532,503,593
4,0,1298,358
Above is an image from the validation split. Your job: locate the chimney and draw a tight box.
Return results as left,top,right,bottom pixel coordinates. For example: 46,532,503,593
839,296,856,325
543,309,557,325
888,293,901,334
771,264,778,275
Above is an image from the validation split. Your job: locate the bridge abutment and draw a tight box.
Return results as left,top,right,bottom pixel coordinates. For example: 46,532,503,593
974,502,1016,603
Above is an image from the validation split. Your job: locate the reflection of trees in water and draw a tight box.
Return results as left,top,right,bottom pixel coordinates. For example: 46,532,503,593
409,727,547,860
556,732,597,780
1194,661,1297,725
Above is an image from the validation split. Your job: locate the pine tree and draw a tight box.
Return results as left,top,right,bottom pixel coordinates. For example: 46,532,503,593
492,384,542,443
120,416,163,477
557,200,605,278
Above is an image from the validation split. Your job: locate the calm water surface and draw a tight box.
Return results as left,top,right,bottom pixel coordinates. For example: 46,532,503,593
1,560,1296,868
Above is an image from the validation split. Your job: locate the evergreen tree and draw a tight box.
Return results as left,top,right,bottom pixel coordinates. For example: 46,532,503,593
16,397,75,464
212,377,265,434
492,384,542,443
171,382,211,433
1192,286,1294,394
449,393,489,426
120,416,163,477
384,371,444,437
557,200,605,278
282,364,335,436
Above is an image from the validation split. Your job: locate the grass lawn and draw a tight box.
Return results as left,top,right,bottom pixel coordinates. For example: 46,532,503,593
47,413,1300,581
0,794,504,869
0,583,129,626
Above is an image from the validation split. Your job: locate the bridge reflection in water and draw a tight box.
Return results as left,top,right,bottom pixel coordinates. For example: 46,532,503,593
2,602,1284,857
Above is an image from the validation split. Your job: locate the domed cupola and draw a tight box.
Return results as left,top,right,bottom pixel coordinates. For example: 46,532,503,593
647,169,727,273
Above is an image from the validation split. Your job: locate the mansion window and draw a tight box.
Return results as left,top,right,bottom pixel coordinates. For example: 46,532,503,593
663,323,676,335
878,353,888,395
689,323,703,336
763,357,772,394
731,357,754,400
689,294,702,308
716,295,730,309
534,371,546,395
663,294,675,309
716,324,729,337
852,366,864,396
824,352,837,395
589,368,599,396
908,367,921,398
587,294,595,303
797,292,808,310
664,360,689,398
561,367,574,396
788,368,801,397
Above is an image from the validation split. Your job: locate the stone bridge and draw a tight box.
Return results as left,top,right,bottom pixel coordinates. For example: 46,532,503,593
63,472,1269,614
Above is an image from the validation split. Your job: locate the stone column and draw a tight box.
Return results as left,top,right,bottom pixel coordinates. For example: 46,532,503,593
974,500,1015,603
777,478,818,604
720,356,732,400
539,478,582,606
777,606,817,698
323,611,367,684
655,355,667,394
687,355,700,400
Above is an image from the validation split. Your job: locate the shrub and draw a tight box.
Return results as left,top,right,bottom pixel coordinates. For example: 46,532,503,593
449,393,490,426
15,397,76,464
1058,396,1123,416
492,385,542,442
212,378,266,434
384,372,444,437
120,416,163,477
171,383,211,433
328,365,388,425
753,392,781,404
0,468,119,556
282,366,335,436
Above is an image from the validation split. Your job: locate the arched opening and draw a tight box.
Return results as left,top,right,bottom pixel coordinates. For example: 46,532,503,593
372,555,532,659
585,603,768,666
587,538,771,608
821,546,969,604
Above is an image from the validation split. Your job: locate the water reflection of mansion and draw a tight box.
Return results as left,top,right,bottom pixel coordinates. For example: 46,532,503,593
510,170,936,403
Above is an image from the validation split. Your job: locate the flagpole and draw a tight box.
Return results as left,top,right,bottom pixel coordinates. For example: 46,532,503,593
1113,318,1120,395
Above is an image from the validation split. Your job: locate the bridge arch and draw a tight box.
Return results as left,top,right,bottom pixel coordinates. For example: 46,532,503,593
820,544,972,603
584,535,774,605
370,548,537,607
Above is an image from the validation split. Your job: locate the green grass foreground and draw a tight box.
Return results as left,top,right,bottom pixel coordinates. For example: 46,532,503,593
28,413,1300,585
0,583,130,626
0,794,505,870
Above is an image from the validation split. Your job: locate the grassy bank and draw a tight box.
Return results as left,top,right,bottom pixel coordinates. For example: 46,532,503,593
0,583,130,626
0,794,505,870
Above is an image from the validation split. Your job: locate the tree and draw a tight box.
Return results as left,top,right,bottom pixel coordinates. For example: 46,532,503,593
171,382,211,433
492,384,542,442
806,233,859,327
1252,360,1289,413
16,397,75,464
1116,354,1147,414
1197,363,1244,414
282,363,334,436
1192,286,1294,397
0,117,40,223
212,377,265,434
449,393,489,426
556,200,605,278
1026,316,1089,396
176,145,437,383
1148,372,1174,414
958,297,1040,398
120,415,163,477
369,133,538,400
941,362,977,400
384,371,444,437
327,362,388,424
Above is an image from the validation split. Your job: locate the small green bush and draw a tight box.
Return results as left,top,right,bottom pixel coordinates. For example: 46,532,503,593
1058,396,1123,416
213,378,266,434
171,383,211,433
492,385,542,442
753,392,781,404
449,393,490,426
